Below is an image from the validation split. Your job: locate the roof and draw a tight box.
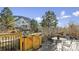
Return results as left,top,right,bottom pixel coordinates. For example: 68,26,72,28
14,15,31,22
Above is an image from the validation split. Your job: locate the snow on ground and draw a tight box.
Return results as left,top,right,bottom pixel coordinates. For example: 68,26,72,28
56,38,79,51
52,37,67,40
37,37,79,51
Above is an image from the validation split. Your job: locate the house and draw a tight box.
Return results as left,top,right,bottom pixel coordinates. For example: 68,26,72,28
14,16,31,35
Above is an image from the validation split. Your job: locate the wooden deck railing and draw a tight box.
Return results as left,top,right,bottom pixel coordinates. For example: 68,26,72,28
0,32,42,51
0,32,22,51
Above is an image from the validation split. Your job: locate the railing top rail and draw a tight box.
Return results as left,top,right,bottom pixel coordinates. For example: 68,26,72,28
0,32,20,35
29,33,42,36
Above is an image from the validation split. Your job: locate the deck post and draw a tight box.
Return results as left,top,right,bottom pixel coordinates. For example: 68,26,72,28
20,32,23,51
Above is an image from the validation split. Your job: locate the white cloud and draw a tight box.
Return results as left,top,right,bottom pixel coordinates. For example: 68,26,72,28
61,15,71,19
73,11,79,16
61,11,65,16
57,11,71,19
35,17,42,23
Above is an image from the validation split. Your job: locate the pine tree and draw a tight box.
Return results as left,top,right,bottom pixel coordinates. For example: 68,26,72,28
30,19,39,33
41,11,58,38
0,7,15,30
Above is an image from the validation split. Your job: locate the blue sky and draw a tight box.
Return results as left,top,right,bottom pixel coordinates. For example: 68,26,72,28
0,7,79,27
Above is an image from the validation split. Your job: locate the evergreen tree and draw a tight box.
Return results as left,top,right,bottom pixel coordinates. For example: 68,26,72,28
30,19,39,33
0,7,15,30
41,11,58,38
